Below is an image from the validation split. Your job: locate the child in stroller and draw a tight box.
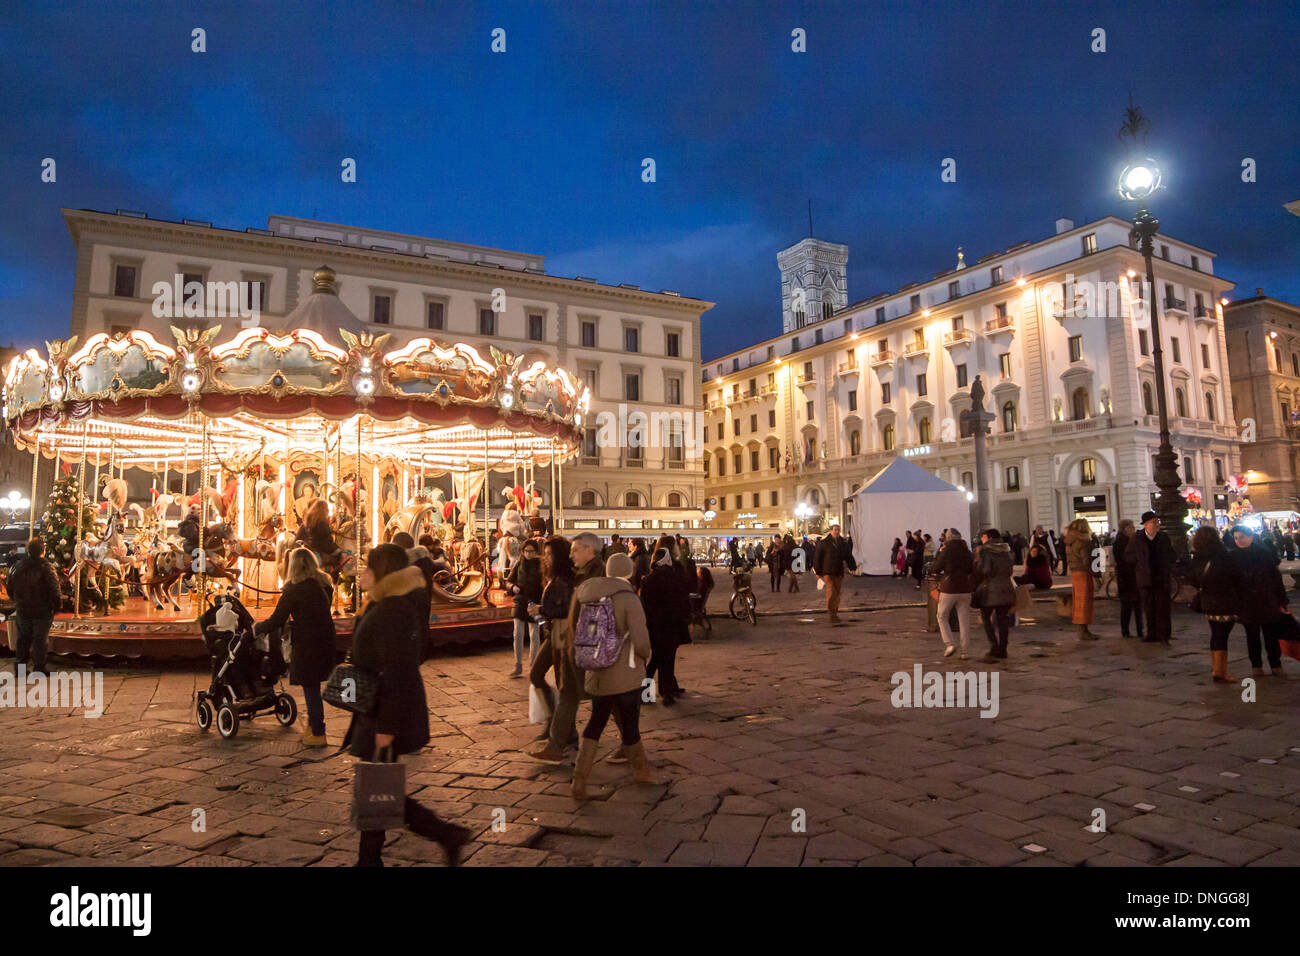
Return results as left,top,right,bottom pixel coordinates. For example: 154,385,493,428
196,594,298,739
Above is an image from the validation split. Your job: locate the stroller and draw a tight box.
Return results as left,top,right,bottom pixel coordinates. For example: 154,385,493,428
195,594,298,739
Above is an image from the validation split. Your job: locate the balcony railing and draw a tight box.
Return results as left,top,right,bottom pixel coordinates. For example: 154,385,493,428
1164,297,1188,315
1194,303,1215,322
903,339,929,357
1053,298,1088,320
870,349,895,367
796,374,816,386
759,383,777,396
985,315,1014,334
942,328,973,348
837,358,859,375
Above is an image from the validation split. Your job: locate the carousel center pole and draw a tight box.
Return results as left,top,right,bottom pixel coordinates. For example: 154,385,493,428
354,415,362,613
198,415,208,617
28,432,40,531
75,423,88,618
483,433,489,550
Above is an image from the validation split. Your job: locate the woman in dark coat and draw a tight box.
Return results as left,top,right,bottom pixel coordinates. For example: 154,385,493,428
1228,526,1288,676
1188,526,1241,682
506,538,543,678
1015,544,1054,590
254,547,336,746
529,535,575,742
1110,519,1144,638
781,534,800,593
641,546,691,706
890,538,903,578
973,529,1016,661
767,536,783,591
345,543,469,867
907,529,926,589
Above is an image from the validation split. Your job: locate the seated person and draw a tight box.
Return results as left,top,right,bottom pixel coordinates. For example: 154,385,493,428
296,499,340,567
1015,544,1054,590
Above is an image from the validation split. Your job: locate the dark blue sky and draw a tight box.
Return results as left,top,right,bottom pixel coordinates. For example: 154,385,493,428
1,0,1297,359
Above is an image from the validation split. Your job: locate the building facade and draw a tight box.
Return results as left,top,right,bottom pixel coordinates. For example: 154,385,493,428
62,209,712,530
1223,292,1300,512
702,215,1240,539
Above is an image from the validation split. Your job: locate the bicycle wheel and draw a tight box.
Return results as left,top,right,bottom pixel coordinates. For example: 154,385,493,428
746,593,757,625
729,593,747,621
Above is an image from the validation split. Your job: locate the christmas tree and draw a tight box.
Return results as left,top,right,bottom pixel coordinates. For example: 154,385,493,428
41,467,117,612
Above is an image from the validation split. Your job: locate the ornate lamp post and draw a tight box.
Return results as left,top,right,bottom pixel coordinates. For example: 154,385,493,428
1119,105,1188,558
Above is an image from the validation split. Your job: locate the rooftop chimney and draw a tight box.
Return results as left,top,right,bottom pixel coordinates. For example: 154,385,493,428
1257,287,1264,296
1054,217,1075,235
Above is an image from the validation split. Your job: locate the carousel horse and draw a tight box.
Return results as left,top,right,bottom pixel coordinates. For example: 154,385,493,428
213,513,287,563
71,517,127,611
130,527,187,612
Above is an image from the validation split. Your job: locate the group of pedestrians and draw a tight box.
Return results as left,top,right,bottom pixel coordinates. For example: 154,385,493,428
927,528,1018,661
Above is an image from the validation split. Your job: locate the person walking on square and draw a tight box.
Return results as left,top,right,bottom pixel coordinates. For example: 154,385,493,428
1228,525,1288,677
1065,518,1098,641
506,537,543,678
528,535,575,743
1188,526,1240,683
642,546,689,705
890,537,903,578
1111,518,1145,638
529,532,604,763
907,529,926,589
347,544,471,867
254,547,336,746
767,535,783,591
973,529,1015,661
8,539,62,676
782,534,800,593
1132,510,1174,644
571,552,654,800
931,529,974,658
813,522,854,625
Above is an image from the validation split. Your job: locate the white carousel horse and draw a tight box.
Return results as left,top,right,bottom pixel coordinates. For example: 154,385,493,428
131,527,187,611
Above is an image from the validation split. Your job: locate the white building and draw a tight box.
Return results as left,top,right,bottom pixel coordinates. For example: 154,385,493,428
702,215,1240,538
62,209,712,530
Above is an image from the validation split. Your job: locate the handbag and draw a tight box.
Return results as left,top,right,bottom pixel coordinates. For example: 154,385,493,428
528,684,549,724
351,748,406,831
324,661,379,715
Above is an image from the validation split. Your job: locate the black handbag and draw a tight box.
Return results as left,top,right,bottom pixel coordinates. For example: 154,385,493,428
324,661,379,715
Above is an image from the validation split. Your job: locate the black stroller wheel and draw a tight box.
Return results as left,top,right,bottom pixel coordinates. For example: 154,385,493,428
196,699,213,732
274,693,297,727
216,702,240,739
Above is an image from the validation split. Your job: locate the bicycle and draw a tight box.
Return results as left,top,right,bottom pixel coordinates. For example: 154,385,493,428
729,563,757,625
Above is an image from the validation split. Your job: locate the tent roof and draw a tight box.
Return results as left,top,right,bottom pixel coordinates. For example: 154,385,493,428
856,457,961,495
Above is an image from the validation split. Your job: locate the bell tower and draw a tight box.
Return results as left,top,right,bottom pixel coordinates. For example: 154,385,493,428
777,238,849,334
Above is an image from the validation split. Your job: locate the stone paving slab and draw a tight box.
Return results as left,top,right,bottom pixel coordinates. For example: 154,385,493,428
2,584,1300,866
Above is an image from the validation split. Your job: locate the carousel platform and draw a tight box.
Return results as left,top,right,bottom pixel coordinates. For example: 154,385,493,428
2,589,514,660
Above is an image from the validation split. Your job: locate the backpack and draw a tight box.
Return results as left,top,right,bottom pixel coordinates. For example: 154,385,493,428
573,596,631,670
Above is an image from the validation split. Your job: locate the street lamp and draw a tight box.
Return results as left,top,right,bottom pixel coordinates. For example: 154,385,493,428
794,501,812,537
2,490,31,527
1118,117,1188,558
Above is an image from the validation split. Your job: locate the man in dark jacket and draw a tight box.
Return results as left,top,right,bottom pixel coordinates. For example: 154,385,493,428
1228,526,1288,675
529,532,604,763
8,539,62,674
813,523,854,625
1131,510,1174,644
629,538,650,591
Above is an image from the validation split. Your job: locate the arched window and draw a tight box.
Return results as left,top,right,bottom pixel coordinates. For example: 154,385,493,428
882,423,895,451
1002,401,1016,432
1142,382,1154,415
822,300,834,320
667,492,683,508
805,437,817,461
1175,388,1187,418
580,490,597,507
1204,392,1216,421
962,471,974,488
808,488,822,505
849,430,861,455
1006,466,1021,491
1071,387,1089,421
918,418,932,444
624,491,641,508
794,308,806,328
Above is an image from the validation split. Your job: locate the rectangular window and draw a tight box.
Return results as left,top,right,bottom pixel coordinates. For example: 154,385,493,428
372,294,392,325
766,345,775,360
805,400,814,419
582,367,598,394
768,409,776,427
877,337,888,353
113,264,137,298
875,307,885,324
1202,343,1211,368
478,308,496,335
666,331,680,357
1081,457,1097,486
814,329,823,345
717,457,725,477
956,364,968,388
770,490,780,506
749,413,757,432
881,382,891,404
991,265,1004,284
848,390,858,411
1006,467,1021,492
750,450,759,471
665,377,682,405
703,425,709,443
916,373,927,397
527,313,544,341
1191,255,1200,271
913,329,925,347
751,493,760,508
1161,244,1170,260
581,320,596,348
625,373,640,401
583,428,598,458
803,361,813,379
1171,338,1181,364
952,315,964,332
1139,329,1150,355
624,327,640,352
426,301,445,330
999,352,1012,379
734,495,744,510
733,455,742,474
244,280,266,312
1068,335,1083,363
1081,232,1097,255
910,294,921,312
996,302,1008,319
791,336,800,352
948,280,960,299
769,447,779,469
733,418,740,436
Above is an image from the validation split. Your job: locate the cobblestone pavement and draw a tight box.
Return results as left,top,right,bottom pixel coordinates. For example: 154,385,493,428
2,577,1299,867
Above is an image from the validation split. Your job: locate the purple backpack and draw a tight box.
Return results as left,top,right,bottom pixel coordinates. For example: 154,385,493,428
573,596,630,670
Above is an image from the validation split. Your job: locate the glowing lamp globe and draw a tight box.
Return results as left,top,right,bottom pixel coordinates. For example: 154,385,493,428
1118,160,1161,202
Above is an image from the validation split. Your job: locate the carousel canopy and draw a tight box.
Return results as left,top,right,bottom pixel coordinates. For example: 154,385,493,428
2,321,588,473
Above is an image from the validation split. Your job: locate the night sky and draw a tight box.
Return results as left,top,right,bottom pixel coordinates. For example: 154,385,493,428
1,0,1296,360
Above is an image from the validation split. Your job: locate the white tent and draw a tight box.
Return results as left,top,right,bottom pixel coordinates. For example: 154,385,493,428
848,458,971,575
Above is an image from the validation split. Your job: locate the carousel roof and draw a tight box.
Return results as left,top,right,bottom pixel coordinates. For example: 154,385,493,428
276,265,367,338
2,319,588,473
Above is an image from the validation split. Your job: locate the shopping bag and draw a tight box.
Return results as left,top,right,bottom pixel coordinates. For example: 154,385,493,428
528,684,549,724
1274,612,1300,661
351,757,406,831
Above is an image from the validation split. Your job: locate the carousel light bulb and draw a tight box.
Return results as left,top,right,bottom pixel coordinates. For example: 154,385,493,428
6,491,18,504
49,382,64,401
574,412,582,426
500,392,515,409
181,371,201,393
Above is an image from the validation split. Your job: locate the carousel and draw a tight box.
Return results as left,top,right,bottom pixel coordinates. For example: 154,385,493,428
1,266,586,657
